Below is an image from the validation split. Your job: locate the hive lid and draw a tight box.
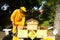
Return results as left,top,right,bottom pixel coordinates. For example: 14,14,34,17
26,18,39,24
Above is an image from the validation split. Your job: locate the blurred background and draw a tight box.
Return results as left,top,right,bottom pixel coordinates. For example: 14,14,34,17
0,0,60,40
0,0,57,30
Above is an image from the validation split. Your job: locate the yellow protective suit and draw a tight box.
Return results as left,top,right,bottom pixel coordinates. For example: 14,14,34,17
10,9,25,34
12,36,19,40
10,7,26,40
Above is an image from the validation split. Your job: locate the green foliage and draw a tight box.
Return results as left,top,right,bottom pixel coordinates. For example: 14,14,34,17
41,21,50,27
38,0,56,27
24,0,56,27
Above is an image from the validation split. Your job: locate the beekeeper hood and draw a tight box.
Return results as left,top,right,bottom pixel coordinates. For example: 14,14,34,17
20,6,27,12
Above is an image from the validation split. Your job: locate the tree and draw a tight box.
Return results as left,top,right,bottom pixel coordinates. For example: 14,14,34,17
24,0,56,27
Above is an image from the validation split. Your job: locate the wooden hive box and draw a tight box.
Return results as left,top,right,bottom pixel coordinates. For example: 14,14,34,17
37,30,47,38
26,18,39,30
43,36,55,40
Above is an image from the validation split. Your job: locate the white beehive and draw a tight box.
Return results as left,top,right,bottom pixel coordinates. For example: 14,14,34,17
17,30,28,38
26,18,39,30
37,30,47,38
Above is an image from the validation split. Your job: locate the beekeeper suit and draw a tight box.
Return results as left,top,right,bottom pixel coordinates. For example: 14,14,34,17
10,6,27,40
10,6,27,34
